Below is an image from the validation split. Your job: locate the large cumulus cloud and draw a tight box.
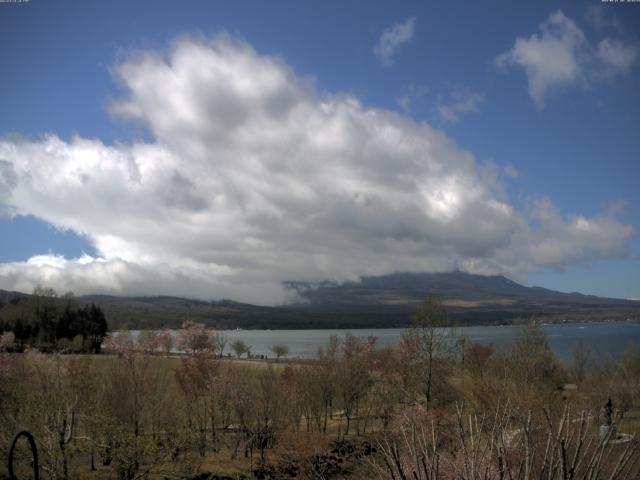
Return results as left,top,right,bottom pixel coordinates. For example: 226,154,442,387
0,36,633,304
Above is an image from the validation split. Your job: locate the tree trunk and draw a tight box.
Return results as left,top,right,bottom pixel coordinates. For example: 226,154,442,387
425,349,433,409
345,410,351,436
323,400,329,432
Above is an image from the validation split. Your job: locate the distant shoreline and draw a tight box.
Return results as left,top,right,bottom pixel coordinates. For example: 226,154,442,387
108,315,640,333
110,320,640,361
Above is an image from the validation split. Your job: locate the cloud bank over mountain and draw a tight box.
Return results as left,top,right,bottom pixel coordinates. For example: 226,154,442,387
0,36,633,304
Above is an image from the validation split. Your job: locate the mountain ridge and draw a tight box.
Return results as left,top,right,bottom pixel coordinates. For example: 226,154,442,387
1,272,638,330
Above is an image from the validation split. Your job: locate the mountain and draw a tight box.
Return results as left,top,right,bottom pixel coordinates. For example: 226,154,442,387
286,271,634,307
283,272,640,326
1,272,638,330
0,289,27,304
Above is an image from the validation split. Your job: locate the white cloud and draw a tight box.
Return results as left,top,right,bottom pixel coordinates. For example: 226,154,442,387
585,5,622,33
0,254,290,305
374,17,416,66
395,83,428,114
605,199,628,217
503,164,519,179
437,88,484,123
596,38,638,74
515,197,633,271
0,36,633,303
396,95,411,113
496,10,638,107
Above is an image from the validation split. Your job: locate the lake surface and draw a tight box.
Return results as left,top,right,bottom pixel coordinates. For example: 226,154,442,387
124,320,640,361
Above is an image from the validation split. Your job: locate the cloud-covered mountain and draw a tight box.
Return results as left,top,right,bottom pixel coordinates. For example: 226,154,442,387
3,272,636,330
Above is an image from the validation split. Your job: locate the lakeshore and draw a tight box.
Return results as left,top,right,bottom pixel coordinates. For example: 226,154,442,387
117,319,640,361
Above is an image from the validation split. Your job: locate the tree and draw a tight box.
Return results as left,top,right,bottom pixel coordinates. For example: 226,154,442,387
105,329,135,354
315,335,340,432
84,304,108,353
33,285,58,298
570,338,592,383
270,344,289,360
0,331,15,352
156,329,174,356
405,295,452,408
71,333,85,352
177,321,214,355
367,347,405,431
510,322,564,386
137,330,159,354
175,348,219,455
500,322,566,411
465,342,494,380
618,340,640,409
33,286,60,351
0,291,107,353
253,367,287,460
231,339,250,358
214,331,227,358
338,334,376,435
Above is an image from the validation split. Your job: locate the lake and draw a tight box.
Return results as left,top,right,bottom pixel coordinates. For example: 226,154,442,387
124,320,640,361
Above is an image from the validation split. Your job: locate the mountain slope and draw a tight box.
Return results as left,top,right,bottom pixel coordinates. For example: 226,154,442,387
1,272,638,330
286,272,632,307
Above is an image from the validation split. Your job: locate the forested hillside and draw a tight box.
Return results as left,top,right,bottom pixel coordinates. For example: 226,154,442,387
0,287,107,352
1,272,639,331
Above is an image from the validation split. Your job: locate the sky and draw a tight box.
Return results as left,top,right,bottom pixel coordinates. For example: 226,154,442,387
0,0,639,304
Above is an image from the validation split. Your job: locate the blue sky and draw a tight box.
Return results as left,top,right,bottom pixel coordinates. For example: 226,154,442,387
0,0,639,303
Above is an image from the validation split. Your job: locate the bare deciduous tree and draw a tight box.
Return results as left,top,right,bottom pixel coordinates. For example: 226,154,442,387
404,296,453,408
270,343,289,360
